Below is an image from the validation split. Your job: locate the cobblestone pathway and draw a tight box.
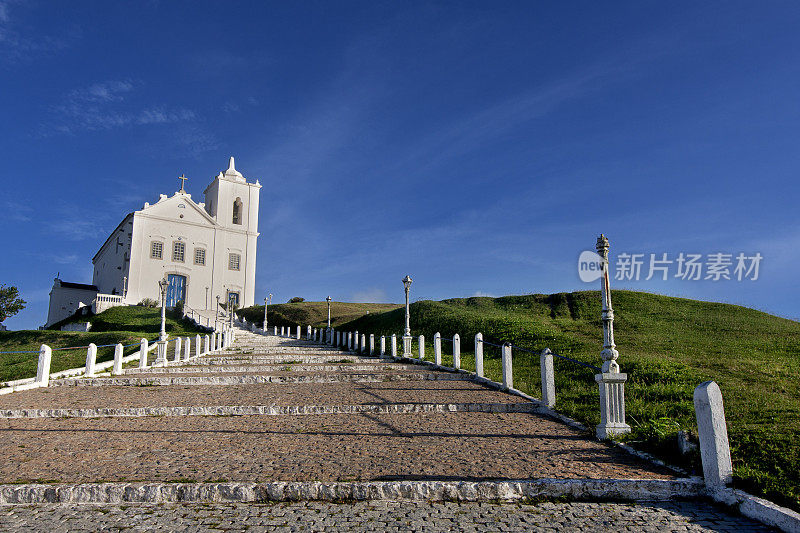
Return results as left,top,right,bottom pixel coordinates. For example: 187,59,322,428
0,500,774,532
0,328,673,483
0,327,774,530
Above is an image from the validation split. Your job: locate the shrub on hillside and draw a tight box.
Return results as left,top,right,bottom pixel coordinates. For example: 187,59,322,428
138,298,158,308
288,297,305,303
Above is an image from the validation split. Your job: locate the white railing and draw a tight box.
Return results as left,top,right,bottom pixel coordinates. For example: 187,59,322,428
93,293,125,314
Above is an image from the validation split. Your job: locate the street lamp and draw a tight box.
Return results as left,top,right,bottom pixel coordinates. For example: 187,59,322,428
326,296,332,328
156,277,169,365
402,275,413,356
215,295,220,332
264,293,272,332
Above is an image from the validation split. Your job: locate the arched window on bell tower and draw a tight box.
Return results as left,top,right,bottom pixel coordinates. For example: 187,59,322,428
232,197,243,225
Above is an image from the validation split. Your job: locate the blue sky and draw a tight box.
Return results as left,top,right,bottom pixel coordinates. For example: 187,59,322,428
2,1,799,329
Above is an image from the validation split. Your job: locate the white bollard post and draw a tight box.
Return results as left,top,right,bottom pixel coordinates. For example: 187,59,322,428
85,343,97,377
204,334,210,354
280,326,284,337
307,325,312,340
694,381,733,487
354,331,359,352
418,335,425,360
174,337,182,362
112,343,124,375
36,344,52,387
475,333,483,377
296,325,301,340
434,332,442,365
391,334,397,358
369,334,375,356
184,337,190,360
380,335,386,357
501,342,513,389
195,335,201,358
273,326,277,336
453,334,461,369
139,338,149,368
360,333,366,354
540,348,555,408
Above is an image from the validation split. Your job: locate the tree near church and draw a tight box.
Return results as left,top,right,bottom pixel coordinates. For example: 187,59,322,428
0,284,26,324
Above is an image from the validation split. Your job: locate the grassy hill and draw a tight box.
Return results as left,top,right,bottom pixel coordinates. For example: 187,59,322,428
336,291,800,511
236,301,402,329
0,306,206,384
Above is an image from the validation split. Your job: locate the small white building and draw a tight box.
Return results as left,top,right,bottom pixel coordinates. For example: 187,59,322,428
45,157,261,327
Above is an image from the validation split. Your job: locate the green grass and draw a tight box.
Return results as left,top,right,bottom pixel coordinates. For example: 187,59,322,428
0,306,206,383
336,290,800,511
236,301,402,329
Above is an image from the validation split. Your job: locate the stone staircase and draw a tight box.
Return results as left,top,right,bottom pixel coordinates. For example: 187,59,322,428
0,324,685,502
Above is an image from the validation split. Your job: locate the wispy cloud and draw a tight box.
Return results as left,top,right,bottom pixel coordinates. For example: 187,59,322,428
2,200,32,222
42,80,196,135
0,1,76,63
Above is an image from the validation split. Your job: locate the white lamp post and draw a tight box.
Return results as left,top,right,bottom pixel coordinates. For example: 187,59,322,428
156,278,169,365
264,293,272,331
594,234,631,439
326,296,332,328
402,275,413,356
215,295,220,332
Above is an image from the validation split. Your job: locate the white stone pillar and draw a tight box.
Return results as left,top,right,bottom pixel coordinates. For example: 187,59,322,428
204,334,210,355
280,326,284,337
418,335,425,360
195,335,201,358
155,339,167,366
36,344,52,387
273,326,277,336
138,338,149,369
501,342,513,390
307,325,312,340
360,334,366,354
453,334,461,369
403,335,412,357
391,334,397,358
85,343,97,377
354,331,359,352
540,348,555,408
184,337,190,360
369,334,375,355
348,332,353,351
380,335,386,357
296,325,301,340
474,333,484,377
595,372,631,440
112,343,124,375
694,381,733,487
175,337,182,362
434,332,442,365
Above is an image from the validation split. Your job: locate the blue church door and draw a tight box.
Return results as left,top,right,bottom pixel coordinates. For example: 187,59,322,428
166,274,186,307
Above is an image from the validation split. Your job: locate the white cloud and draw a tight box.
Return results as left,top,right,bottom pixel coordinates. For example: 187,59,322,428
471,291,496,298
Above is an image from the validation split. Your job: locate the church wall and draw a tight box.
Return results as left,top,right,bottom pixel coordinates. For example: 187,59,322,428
92,216,132,297
45,282,97,327
127,211,218,310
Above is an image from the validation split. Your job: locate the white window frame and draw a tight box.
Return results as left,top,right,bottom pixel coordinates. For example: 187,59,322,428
194,247,206,266
151,241,163,260
229,253,241,271
173,241,185,263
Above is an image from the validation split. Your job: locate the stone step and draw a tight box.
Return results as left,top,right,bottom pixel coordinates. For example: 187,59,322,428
193,356,383,365
0,402,538,419
0,381,520,412
122,363,426,374
0,411,675,483
51,372,472,387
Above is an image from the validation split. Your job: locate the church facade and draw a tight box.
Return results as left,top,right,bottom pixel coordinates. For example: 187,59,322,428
45,157,260,327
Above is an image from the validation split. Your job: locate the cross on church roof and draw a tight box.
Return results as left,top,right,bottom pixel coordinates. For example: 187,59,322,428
178,174,188,193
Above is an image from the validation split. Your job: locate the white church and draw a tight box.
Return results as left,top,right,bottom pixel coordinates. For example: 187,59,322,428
45,157,261,327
